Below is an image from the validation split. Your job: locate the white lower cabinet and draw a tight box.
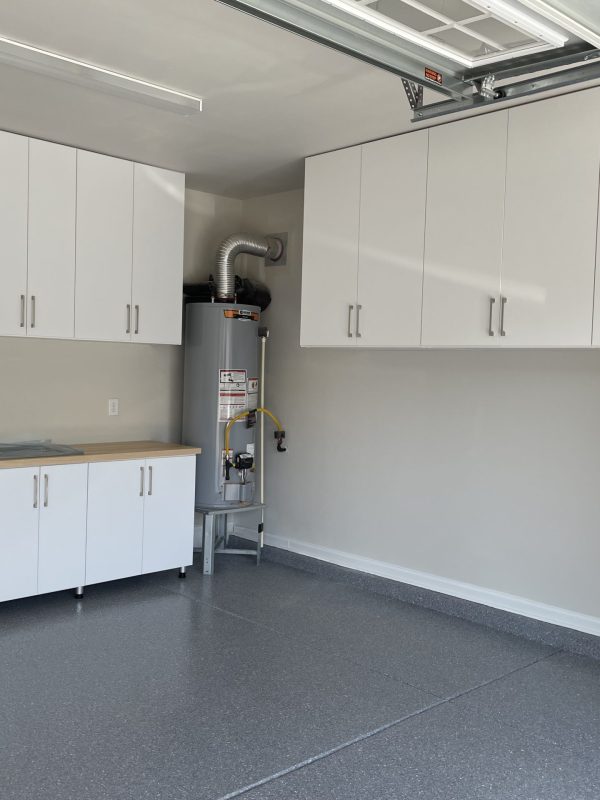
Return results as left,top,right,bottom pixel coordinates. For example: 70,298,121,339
86,456,195,586
0,454,195,605
86,459,146,585
0,467,39,603
142,456,196,575
37,464,88,595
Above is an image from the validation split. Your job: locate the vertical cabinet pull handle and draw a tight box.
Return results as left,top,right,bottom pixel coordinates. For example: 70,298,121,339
33,474,38,509
43,474,49,508
134,305,140,335
30,296,36,329
347,305,354,338
126,304,131,334
139,466,145,497
148,466,153,496
355,304,362,339
500,296,507,337
20,295,25,328
488,297,496,337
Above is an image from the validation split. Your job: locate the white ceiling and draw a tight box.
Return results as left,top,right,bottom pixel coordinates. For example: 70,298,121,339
0,0,437,197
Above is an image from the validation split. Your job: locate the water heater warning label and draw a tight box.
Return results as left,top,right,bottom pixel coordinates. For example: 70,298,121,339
218,369,248,422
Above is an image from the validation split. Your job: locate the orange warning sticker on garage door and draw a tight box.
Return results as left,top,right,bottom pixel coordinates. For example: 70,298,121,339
425,67,443,85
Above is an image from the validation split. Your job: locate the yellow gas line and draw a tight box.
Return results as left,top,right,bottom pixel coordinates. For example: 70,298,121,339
224,407,283,461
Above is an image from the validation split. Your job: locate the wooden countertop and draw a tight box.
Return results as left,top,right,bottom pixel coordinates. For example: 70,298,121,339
0,441,201,470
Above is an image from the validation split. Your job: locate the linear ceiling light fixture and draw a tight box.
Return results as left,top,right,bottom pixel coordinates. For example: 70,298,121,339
0,35,202,114
316,0,568,66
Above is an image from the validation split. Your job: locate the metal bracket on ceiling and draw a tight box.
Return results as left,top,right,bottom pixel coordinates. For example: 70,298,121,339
402,79,424,111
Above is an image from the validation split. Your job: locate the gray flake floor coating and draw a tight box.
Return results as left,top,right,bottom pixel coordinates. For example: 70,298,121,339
0,557,598,799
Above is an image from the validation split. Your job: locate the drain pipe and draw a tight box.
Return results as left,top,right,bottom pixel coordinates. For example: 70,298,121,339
215,234,283,301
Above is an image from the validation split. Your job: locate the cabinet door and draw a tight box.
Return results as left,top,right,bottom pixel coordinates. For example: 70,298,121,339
142,456,195,574
37,464,88,595
0,467,39,602
503,91,600,347
75,150,134,342
131,164,184,345
357,133,428,347
0,132,28,337
86,460,145,585
28,139,76,339
300,148,361,346
422,112,507,346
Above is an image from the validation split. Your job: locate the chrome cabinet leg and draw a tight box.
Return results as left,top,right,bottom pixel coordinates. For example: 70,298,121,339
74,586,84,599
178,567,186,579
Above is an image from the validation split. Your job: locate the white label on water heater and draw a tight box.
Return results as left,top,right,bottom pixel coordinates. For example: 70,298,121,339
248,377,259,409
218,369,248,422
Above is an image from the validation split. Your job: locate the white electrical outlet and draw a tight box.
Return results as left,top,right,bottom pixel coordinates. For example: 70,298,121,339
108,398,119,416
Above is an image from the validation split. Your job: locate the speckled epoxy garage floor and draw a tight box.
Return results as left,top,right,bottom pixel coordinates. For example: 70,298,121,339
1,556,599,800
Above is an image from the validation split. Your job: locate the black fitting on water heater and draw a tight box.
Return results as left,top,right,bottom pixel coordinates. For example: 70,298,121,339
274,430,287,453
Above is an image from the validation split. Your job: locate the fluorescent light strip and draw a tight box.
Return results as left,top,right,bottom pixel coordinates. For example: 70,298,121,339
468,0,568,47
0,35,202,114
516,0,600,49
316,0,568,67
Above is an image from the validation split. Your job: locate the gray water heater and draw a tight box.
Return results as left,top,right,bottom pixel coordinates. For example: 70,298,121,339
182,302,260,508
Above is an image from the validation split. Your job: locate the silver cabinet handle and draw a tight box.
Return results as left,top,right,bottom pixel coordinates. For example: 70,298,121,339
488,297,496,337
500,296,507,337
347,305,354,338
355,304,362,339
148,466,153,496
134,305,140,335
33,474,38,509
126,304,131,334
30,295,36,329
20,295,25,328
139,466,145,497
43,474,49,508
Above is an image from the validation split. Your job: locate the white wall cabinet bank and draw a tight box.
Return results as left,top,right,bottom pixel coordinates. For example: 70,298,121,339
301,85,600,349
0,130,185,345
0,444,198,605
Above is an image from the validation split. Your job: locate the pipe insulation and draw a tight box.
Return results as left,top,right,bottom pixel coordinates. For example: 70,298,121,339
215,233,283,300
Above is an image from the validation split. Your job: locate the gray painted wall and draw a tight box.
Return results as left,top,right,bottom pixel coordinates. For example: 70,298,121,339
242,189,600,620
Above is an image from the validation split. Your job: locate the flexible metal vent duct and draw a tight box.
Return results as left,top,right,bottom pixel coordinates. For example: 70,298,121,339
215,234,283,300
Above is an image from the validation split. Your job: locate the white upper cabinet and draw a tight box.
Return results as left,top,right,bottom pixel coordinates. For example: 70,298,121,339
0,131,184,346
28,139,76,339
503,91,600,347
0,132,28,338
301,147,361,346
75,150,134,342
357,132,428,347
132,164,185,345
421,112,508,347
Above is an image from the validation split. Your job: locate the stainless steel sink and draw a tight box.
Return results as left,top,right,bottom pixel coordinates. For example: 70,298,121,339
0,442,84,460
